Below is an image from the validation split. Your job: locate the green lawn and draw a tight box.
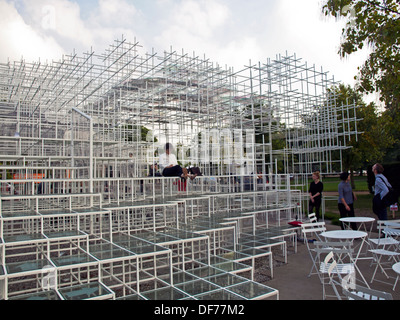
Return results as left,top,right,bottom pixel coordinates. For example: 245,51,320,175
292,175,370,192
298,175,372,226
320,176,369,192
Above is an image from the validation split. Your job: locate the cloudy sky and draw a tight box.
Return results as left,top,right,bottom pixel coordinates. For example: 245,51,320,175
0,0,370,88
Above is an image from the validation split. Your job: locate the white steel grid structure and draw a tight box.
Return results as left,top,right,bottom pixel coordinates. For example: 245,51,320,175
0,37,359,300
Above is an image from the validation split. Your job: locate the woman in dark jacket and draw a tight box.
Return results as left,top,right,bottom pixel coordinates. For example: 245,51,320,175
309,171,323,221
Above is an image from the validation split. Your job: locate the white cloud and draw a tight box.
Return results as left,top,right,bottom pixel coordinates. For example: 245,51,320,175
0,0,369,88
92,0,140,26
260,0,368,86
0,0,147,62
20,0,91,45
86,0,146,48
216,37,264,71
154,0,231,54
0,0,64,62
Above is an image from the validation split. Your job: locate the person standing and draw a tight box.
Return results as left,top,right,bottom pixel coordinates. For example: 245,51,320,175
308,171,323,221
338,172,357,230
372,163,392,221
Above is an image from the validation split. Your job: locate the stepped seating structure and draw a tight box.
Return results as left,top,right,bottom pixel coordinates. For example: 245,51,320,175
0,175,299,300
0,37,360,299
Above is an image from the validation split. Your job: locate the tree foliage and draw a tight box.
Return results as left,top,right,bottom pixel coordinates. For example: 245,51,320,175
322,0,400,113
328,84,396,173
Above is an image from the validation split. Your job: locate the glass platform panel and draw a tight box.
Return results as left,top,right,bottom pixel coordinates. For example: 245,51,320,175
88,242,135,260
129,244,169,255
253,237,285,246
116,294,145,300
134,231,177,244
189,220,229,229
160,228,207,241
58,282,114,300
226,282,278,300
6,258,53,274
38,209,76,216
197,255,230,265
44,230,87,239
218,251,249,261
3,233,46,243
112,233,153,246
213,260,252,273
240,234,285,247
8,290,61,300
238,234,267,242
141,286,191,300
72,207,108,214
185,266,226,278
202,273,249,288
51,250,97,267
193,289,244,300
238,247,270,257
175,279,220,297
160,271,197,285
1,210,39,218
236,240,265,249
112,235,170,255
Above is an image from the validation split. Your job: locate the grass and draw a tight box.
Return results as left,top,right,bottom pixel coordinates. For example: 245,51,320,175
298,175,372,226
323,193,374,226
292,175,370,192
320,176,369,192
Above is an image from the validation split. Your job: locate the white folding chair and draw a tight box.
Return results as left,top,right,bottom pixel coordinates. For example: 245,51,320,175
369,237,400,251
325,252,393,300
342,284,393,300
369,248,400,285
318,248,355,300
369,232,400,286
308,212,317,223
383,227,400,240
301,222,327,279
376,220,400,239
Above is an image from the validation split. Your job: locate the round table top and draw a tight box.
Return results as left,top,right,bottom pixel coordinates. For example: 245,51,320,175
320,230,368,239
393,262,400,274
339,217,375,223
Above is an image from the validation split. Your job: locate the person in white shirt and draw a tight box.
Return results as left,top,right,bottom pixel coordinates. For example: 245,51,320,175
159,143,188,179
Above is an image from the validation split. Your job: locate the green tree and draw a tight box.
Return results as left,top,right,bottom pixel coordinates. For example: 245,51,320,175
322,0,400,113
323,0,400,163
121,124,157,143
326,84,396,187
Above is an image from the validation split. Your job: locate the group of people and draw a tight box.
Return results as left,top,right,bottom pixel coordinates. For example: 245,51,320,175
308,163,394,230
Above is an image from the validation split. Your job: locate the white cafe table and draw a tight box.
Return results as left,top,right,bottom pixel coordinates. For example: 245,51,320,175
320,230,368,261
392,262,400,291
334,221,374,258
320,230,367,241
339,217,375,235
320,230,370,287
339,218,375,257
